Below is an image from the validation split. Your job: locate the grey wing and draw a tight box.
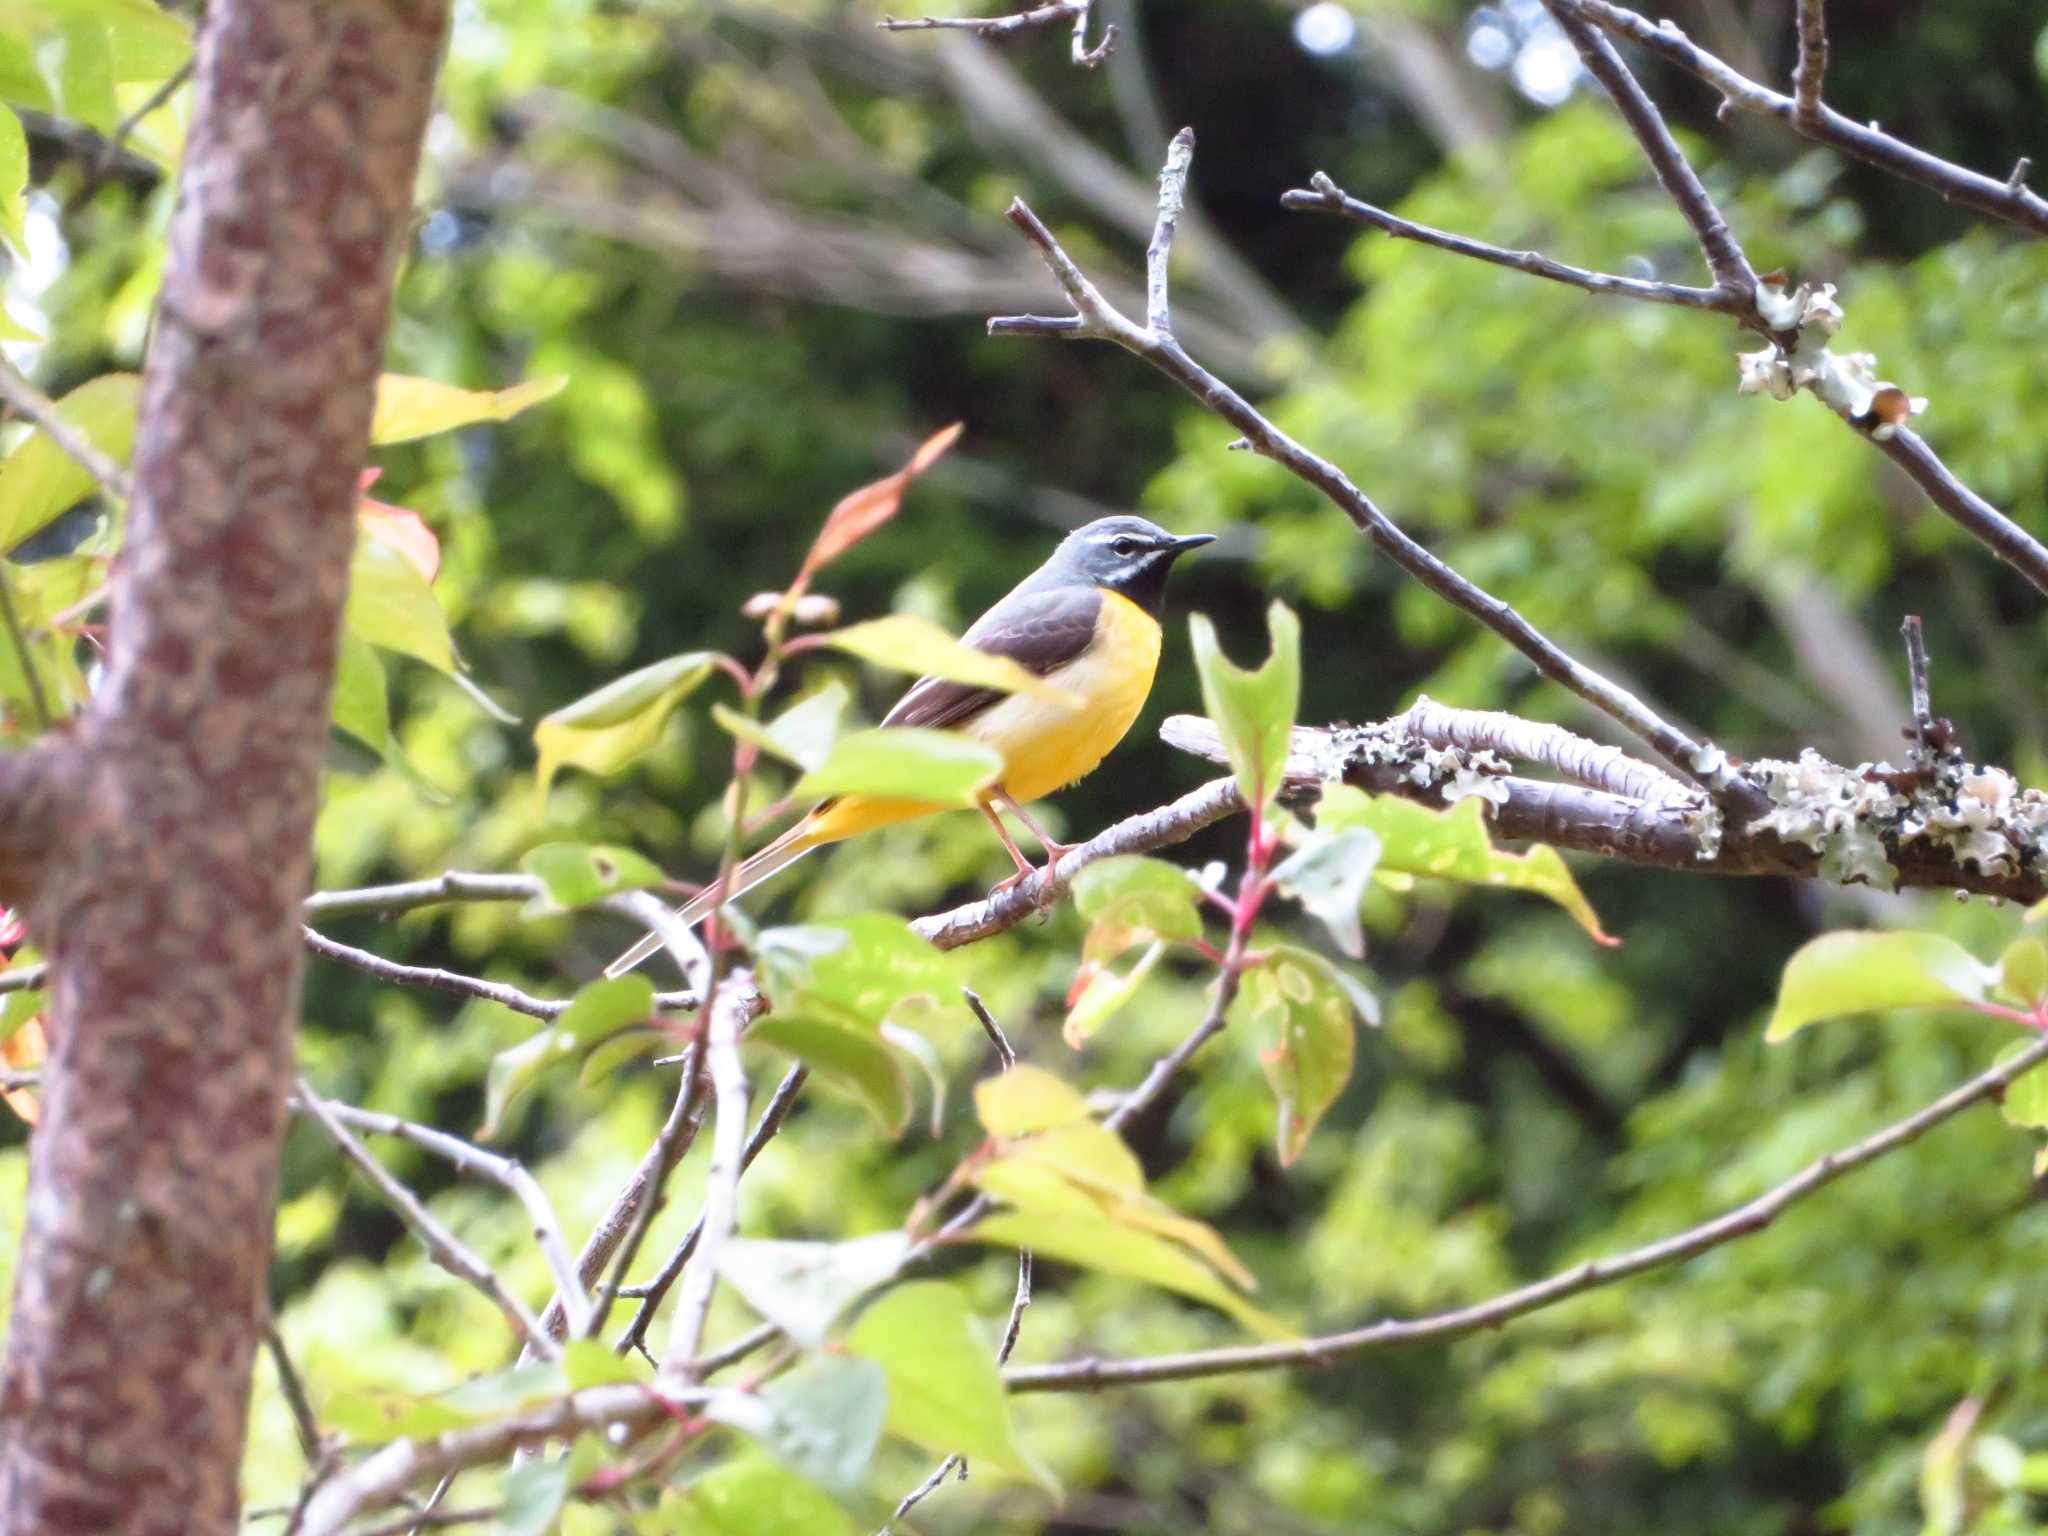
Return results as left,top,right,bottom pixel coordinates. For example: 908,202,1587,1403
879,584,1102,731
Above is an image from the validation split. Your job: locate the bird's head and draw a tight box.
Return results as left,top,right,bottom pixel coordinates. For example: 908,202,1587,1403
1049,515,1215,614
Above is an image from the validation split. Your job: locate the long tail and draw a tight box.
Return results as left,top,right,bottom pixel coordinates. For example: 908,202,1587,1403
604,820,822,979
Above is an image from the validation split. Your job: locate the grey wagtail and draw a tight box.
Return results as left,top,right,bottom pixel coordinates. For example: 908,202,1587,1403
607,515,1213,976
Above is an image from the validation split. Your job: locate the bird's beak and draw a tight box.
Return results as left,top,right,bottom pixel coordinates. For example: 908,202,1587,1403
1164,533,1217,554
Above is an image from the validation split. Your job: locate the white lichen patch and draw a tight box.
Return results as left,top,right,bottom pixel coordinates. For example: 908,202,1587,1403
1736,281,1927,439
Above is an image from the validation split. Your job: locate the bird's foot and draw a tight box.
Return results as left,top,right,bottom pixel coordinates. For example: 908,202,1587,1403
989,842,1075,897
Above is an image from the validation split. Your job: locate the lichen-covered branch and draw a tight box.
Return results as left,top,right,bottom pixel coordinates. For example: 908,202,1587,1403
1005,1033,2048,1392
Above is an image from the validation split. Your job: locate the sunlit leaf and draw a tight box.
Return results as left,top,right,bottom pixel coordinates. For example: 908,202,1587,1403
1231,946,1368,1166
848,1279,1042,1483
560,1339,640,1389
1997,1040,2048,1130
788,726,1002,806
714,1232,912,1347
974,1062,1089,1137
819,613,1078,706
755,915,952,1034
331,631,388,754
326,1363,566,1446
797,421,962,581
480,977,654,1138
746,1014,912,1135
520,842,668,912
533,651,717,802
369,373,566,445
658,1452,856,1536
0,373,139,554
0,104,25,255
1072,855,1203,962
579,1028,662,1087
1188,600,1300,810
1273,824,1381,959
711,681,849,773
1998,938,2048,1009
1064,940,1165,1048
704,1356,886,1499
1317,785,1611,944
344,529,455,674
1766,930,1996,1043
359,497,441,585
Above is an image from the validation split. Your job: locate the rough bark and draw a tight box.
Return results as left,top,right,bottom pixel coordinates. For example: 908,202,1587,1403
0,0,448,1530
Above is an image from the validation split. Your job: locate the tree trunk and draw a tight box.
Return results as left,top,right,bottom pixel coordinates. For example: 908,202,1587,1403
0,0,447,1529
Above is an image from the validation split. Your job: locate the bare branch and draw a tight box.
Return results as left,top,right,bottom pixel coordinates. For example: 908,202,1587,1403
1901,615,1937,762
263,1322,327,1468
963,988,1017,1068
1791,0,1827,123
303,927,694,1021
294,1097,593,1341
0,961,45,995
0,355,133,505
1105,971,1237,1132
988,135,1759,813
1866,427,2048,599
1282,174,1727,311
1570,0,2048,237
294,1078,556,1361
612,1061,807,1358
301,871,539,920
658,979,754,1384
1146,128,1194,335
1397,696,1693,804
878,0,1115,66
1006,1033,2048,1392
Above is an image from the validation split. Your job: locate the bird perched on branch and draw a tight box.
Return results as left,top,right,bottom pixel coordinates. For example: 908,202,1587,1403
607,515,1213,977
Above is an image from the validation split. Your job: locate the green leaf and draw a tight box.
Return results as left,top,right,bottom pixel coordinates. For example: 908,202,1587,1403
820,613,1079,706
1072,855,1203,962
479,977,654,1139
659,1451,856,1536
969,1209,1288,1339
330,630,389,754
1187,600,1300,809
711,680,848,772
713,1232,912,1347
1997,1040,2048,1130
0,104,26,255
747,1014,912,1135
345,529,455,673
974,1062,1090,1137
755,915,951,1034
533,651,717,802
1999,938,2048,1009
788,726,1002,807
579,1028,662,1087
520,842,669,912
1064,940,1166,1048
1231,946,1367,1166
560,1339,640,1390
0,373,139,553
1766,930,1996,1043
370,373,566,445
1273,825,1382,959
496,1460,570,1536
704,1356,886,1499
326,1363,567,1446
848,1280,1041,1483
1317,785,1611,944
38,15,116,132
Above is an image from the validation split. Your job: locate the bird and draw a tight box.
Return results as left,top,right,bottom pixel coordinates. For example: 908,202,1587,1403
606,514,1214,977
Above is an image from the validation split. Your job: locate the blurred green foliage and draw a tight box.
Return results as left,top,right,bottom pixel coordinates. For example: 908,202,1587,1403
6,0,2048,1532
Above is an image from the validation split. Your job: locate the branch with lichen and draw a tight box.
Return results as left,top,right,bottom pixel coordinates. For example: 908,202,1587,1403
877,0,1114,66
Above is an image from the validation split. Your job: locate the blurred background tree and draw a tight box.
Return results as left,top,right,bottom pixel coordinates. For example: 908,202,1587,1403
5,0,2048,1531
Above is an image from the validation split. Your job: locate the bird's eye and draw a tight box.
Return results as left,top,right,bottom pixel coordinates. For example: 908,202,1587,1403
1111,537,1139,557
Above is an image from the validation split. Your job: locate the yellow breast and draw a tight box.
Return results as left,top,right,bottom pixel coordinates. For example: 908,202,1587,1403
962,590,1163,805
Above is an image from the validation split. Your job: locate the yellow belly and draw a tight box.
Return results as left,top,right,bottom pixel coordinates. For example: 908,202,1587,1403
798,591,1161,847
963,590,1162,804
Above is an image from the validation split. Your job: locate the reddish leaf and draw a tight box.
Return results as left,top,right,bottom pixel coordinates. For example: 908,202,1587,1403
796,423,962,585
358,478,441,584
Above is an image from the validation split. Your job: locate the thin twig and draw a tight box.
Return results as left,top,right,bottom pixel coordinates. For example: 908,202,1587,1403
1570,0,2048,237
963,988,1017,1068
301,871,539,919
0,961,44,995
1145,128,1193,335
1901,614,1935,758
295,1097,593,1340
0,356,133,505
303,927,693,1021
877,0,1115,66
614,1061,808,1357
1007,1033,2048,1391
881,1458,967,1534
263,1322,326,1466
294,1078,557,1360
987,138,1759,814
1791,0,1827,123
1282,174,1727,311
658,982,753,1383
1105,970,1238,1132
348,1508,500,1536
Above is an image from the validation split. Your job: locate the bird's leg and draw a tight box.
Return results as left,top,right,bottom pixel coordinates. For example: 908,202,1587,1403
978,799,1040,893
981,791,1076,895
